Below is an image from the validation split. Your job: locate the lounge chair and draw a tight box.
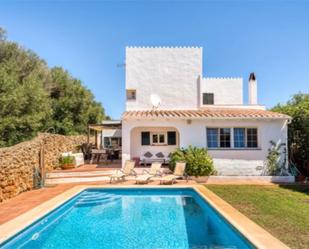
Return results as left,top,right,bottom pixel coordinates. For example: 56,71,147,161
110,160,136,183
160,162,187,185
135,162,162,184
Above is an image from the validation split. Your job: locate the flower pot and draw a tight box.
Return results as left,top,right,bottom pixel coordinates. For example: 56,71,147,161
295,175,305,182
62,164,75,170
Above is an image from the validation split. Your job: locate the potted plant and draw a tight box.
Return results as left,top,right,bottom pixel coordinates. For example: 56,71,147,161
61,155,75,169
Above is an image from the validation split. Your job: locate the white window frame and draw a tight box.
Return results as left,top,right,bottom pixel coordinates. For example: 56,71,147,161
151,132,166,145
206,127,259,149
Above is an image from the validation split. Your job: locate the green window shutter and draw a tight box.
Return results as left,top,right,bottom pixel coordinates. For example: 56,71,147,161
141,132,150,145
167,131,176,145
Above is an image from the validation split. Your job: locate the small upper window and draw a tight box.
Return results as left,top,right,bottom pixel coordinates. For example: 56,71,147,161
203,93,214,105
126,89,136,100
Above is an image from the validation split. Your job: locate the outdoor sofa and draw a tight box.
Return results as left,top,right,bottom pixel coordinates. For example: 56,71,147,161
140,151,171,166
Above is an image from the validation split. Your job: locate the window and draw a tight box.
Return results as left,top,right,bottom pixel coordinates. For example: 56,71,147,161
220,128,231,148
111,138,121,148
152,133,165,145
208,127,258,149
167,131,177,145
126,89,136,100
203,93,214,105
247,128,258,148
234,128,245,148
141,132,150,145
104,137,110,148
207,128,218,148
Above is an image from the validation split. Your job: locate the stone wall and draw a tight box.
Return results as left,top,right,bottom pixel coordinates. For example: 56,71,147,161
0,133,89,202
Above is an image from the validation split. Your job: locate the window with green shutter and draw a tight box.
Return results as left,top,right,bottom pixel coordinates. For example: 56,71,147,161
141,132,150,145
167,131,176,145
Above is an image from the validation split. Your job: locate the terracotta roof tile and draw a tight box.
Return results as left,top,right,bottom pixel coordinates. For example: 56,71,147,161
122,108,290,120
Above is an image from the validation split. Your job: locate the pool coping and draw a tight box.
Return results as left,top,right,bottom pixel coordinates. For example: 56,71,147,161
0,185,289,249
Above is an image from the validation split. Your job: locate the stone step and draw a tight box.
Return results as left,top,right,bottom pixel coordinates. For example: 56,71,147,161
45,175,137,185
45,176,110,185
46,170,115,179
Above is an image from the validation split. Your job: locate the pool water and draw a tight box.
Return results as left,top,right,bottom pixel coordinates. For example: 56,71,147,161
1,188,254,249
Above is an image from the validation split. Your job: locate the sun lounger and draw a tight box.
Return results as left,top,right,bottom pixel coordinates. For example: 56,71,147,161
160,162,187,185
110,160,136,183
135,162,162,184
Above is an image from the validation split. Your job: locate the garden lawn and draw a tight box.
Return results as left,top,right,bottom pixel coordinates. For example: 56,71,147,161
206,185,309,249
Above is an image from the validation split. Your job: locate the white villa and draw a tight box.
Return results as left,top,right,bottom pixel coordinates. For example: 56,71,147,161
121,47,290,175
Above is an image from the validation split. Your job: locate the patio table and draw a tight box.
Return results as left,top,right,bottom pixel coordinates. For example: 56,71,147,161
90,149,108,164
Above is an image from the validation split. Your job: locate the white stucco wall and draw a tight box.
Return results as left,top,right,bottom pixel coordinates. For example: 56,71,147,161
200,78,243,105
122,118,288,175
125,47,202,110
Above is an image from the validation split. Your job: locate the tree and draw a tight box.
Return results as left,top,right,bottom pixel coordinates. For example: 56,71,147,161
0,27,7,41
49,67,105,135
0,27,106,147
272,93,309,176
0,33,51,146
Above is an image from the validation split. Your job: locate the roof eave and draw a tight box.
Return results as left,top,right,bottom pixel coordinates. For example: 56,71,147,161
122,116,291,121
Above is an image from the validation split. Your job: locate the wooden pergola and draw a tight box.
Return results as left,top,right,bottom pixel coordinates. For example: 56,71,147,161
87,121,121,148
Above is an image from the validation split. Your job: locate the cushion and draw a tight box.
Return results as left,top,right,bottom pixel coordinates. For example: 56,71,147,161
156,152,164,158
144,151,153,158
61,151,72,157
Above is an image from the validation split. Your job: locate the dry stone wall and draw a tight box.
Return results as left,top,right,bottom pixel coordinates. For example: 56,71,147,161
0,133,89,202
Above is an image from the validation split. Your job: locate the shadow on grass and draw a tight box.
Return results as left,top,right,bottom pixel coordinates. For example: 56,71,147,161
279,184,309,195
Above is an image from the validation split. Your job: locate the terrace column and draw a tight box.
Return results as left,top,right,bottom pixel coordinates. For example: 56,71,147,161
121,120,131,168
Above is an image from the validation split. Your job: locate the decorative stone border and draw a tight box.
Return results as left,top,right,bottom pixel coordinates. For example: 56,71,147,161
0,185,289,248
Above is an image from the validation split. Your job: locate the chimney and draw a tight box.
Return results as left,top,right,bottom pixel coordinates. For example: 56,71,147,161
248,72,257,105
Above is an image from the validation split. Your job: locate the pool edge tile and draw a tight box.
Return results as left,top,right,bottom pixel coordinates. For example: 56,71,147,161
193,185,290,249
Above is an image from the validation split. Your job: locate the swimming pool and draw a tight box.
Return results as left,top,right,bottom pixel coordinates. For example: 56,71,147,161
0,188,254,249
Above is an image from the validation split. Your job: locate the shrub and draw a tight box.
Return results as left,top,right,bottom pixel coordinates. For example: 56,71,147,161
61,155,75,166
271,93,309,176
266,141,284,175
169,146,214,177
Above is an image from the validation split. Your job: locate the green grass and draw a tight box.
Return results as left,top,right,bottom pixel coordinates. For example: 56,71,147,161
205,185,309,249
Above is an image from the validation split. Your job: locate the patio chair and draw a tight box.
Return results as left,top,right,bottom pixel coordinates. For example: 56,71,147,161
110,160,137,183
135,162,163,184
160,162,187,185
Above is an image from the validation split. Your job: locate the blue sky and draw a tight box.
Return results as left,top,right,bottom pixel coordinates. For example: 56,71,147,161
0,0,308,119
